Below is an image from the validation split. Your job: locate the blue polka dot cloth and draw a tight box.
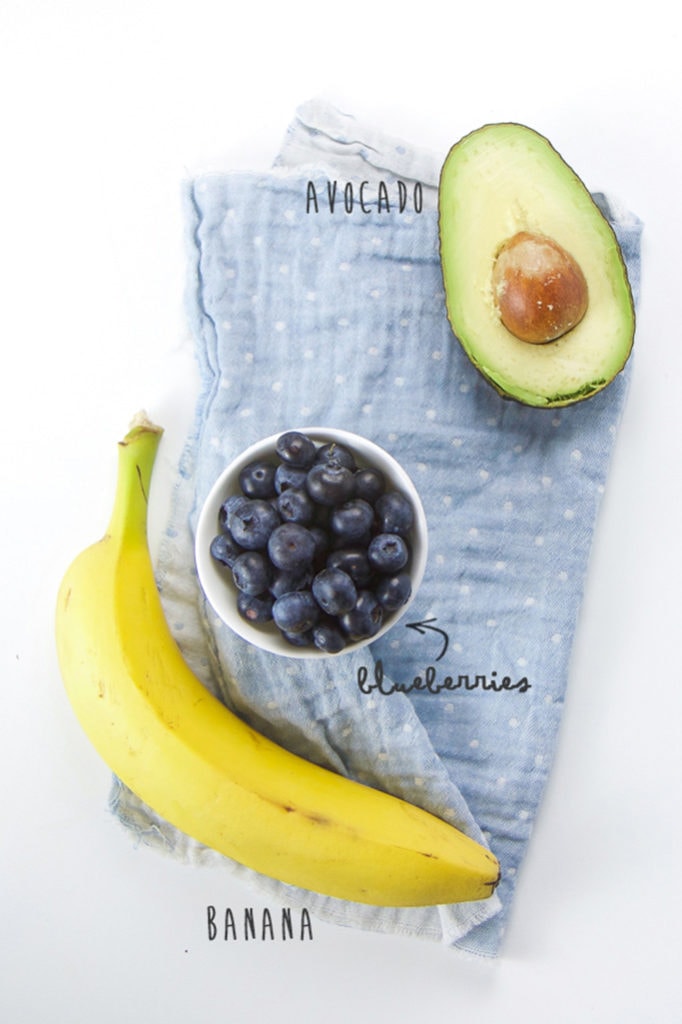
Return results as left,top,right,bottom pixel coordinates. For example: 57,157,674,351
111,101,643,957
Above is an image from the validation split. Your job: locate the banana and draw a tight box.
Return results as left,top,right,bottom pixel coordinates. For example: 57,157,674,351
55,414,500,906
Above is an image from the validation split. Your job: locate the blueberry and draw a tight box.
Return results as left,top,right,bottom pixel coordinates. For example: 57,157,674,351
239,460,277,499
375,490,414,536
218,494,250,531
312,621,347,653
273,590,320,634
368,533,409,574
276,431,317,468
330,530,372,552
281,629,315,649
274,463,308,494
306,460,356,506
269,566,312,599
232,551,272,595
353,467,386,504
326,547,374,587
315,442,356,471
339,590,384,641
374,571,412,611
330,499,375,543
276,487,316,526
312,567,357,616
309,525,330,565
267,523,316,571
237,590,274,624
229,499,280,550
210,532,243,569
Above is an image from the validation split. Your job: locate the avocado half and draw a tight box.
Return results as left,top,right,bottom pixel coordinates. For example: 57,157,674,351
438,123,635,408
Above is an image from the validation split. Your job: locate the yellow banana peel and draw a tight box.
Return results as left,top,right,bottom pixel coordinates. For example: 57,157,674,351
55,415,500,906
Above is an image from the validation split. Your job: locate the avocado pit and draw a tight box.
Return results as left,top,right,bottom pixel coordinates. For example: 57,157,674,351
492,231,589,344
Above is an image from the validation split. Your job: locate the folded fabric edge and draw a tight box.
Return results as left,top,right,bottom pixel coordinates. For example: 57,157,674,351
274,97,443,192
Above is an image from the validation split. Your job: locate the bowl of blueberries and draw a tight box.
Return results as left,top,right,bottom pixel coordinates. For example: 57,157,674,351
194,427,428,657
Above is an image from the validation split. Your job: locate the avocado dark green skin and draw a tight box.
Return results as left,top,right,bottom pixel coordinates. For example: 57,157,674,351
438,123,635,409
465,356,608,409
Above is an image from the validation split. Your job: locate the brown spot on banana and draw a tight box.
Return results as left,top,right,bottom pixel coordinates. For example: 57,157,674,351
279,802,331,827
485,866,502,892
135,463,149,505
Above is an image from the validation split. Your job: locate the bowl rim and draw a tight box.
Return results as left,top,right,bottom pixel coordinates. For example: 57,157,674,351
194,426,428,659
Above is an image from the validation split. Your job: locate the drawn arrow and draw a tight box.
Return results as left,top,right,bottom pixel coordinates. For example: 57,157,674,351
405,618,450,662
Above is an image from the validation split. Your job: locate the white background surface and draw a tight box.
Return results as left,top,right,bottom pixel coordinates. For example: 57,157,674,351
2,2,681,1021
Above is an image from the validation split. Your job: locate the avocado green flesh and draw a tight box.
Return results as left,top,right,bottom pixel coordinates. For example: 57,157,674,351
438,123,635,408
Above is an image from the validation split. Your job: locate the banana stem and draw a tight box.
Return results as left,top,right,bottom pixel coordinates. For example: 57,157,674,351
107,414,164,544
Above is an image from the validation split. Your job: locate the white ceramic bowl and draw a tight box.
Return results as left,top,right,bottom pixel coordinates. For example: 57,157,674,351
195,427,428,658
